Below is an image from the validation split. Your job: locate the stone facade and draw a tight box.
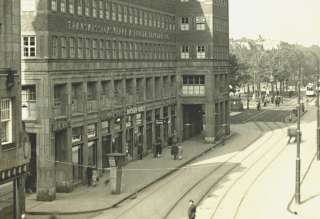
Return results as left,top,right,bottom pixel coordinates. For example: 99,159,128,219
0,0,28,218
21,0,230,201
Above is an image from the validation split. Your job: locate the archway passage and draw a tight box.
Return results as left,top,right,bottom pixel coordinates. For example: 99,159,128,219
182,104,204,140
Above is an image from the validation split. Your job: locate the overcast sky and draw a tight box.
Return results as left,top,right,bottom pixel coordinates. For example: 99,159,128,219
229,0,320,46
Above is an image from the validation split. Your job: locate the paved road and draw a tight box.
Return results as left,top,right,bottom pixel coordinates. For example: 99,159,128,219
86,121,289,219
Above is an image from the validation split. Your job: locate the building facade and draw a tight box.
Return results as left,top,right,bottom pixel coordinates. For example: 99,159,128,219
21,0,229,201
0,0,29,218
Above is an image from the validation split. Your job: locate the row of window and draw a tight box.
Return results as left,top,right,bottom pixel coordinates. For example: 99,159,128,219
213,18,228,33
23,36,228,60
181,0,228,8
52,36,177,60
51,0,176,32
181,17,207,31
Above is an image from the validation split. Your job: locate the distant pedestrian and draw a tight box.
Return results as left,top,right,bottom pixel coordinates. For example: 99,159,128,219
86,166,93,187
188,200,196,219
155,138,162,158
171,144,178,160
137,143,143,160
256,101,261,111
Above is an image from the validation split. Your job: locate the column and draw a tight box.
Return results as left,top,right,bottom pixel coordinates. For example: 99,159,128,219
205,73,215,143
37,77,56,201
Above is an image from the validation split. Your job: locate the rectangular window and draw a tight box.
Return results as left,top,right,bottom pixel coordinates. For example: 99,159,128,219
69,37,75,58
51,0,57,11
1,99,12,144
129,8,133,23
99,0,104,18
69,0,74,14
112,41,117,59
85,38,91,58
118,5,122,22
181,17,189,31
144,11,148,26
77,0,83,15
92,39,98,58
111,3,116,21
123,6,127,23
23,36,36,57
105,40,111,59
181,45,189,59
92,0,97,17
105,1,110,19
99,39,104,59
60,0,66,13
197,45,205,59
77,38,83,58
134,8,138,24
85,0,90,16
182,75,205,96
118,42,123,59
52,36,58,58
22,85,36,102
61,37,67,58
139,10,143,25
196,17,206,30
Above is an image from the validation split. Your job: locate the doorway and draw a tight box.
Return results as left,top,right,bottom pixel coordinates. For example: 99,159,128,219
26,133,36,193
182,104,204,140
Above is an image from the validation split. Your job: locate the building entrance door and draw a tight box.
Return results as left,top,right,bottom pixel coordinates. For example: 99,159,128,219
183,104,204,140
126,128,134,157
72,144,83,184
102,135,111,168
26,133,36,193
146,123,152,150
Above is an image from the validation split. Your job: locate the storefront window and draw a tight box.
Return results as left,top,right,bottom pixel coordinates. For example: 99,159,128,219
88,141,97,167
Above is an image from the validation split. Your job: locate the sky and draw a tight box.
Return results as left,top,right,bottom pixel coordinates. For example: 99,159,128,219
229,0,320,46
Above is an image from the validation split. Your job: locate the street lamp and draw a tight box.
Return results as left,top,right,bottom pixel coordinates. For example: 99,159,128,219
310,51,320,160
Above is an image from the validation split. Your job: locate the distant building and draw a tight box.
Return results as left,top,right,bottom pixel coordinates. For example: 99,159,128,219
21,0,230,201
0,0,29,218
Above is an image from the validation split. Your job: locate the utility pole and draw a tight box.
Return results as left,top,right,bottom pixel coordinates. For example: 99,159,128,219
316,60,320,160
295,62,301,204
247,83,250,110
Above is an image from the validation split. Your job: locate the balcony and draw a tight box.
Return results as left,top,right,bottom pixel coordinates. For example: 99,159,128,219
22,101,37,121
182,85,205,96
87,99,98,113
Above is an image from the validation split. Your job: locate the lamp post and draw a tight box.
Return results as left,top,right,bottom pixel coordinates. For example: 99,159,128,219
295,58,302,204
310,52,320,160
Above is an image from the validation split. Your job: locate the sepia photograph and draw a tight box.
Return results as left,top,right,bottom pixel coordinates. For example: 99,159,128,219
1,0,320,218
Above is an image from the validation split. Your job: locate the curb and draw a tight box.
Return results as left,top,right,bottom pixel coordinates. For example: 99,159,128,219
26,128,262,216
26,139,223,215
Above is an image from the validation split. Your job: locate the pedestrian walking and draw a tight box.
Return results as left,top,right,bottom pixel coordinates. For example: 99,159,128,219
256,101,261,111
188,200,196,219
155,138,162,158
171,144,178,160
86,166,93,187
137,143,143,160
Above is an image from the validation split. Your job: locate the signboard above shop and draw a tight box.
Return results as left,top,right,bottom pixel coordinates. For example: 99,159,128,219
127,106,145,115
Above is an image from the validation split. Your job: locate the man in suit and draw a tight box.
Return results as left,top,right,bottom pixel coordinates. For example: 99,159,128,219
188,199,196,219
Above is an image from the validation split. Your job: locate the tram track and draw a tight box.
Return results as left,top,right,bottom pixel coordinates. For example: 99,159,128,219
205,125,287,219
162,122,284,219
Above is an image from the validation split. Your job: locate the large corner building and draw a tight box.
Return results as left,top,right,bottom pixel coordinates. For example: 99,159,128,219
21,0,230,201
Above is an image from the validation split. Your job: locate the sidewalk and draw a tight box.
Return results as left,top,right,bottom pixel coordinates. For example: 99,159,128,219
288,108,320,218
26,123,262,215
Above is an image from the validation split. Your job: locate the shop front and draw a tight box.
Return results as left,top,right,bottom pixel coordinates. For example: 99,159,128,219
113,117,123,153
71,127,83,184
87,124,98,168
146,110,153,151
125,115,134,158
101,120,111,168
0,161,29,219
163,106,169,146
